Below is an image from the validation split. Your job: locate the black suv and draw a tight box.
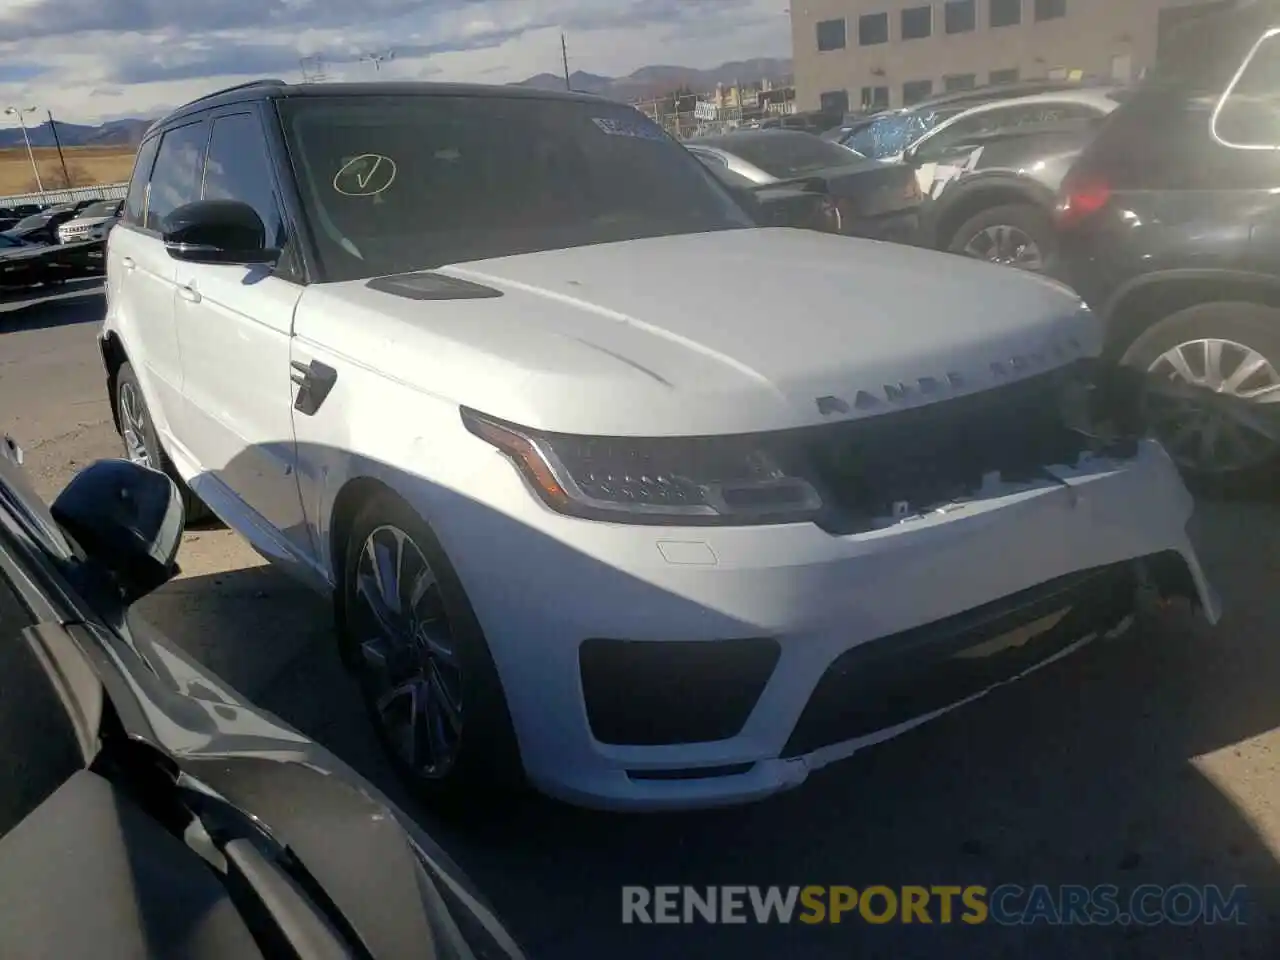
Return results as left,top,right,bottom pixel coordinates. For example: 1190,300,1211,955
1055,0,1280,489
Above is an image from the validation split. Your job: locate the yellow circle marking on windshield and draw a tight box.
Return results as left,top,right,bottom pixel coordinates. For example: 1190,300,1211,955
333,154,398,196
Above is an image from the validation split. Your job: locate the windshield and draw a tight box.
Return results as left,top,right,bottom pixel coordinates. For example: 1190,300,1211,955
13,215,46,231
0,234,23,248
844,108,964,158
280,95,753,282
77,201,118,219
714,132,861,178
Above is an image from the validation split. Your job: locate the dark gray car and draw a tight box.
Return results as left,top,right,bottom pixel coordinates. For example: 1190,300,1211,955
0,436,525,959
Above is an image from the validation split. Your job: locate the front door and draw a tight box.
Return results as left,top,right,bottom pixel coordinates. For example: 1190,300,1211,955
170,108,312,564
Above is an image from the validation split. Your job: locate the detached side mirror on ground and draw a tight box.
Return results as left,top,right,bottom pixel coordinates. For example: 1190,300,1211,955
51,459,184,603
163,199,280,265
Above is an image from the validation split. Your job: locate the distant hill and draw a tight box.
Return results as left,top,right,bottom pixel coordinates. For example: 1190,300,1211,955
513,57,793,101
0,117,152,150
0,56,793,151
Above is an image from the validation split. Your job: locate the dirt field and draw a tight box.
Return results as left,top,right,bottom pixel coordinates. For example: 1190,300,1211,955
0,145,136,196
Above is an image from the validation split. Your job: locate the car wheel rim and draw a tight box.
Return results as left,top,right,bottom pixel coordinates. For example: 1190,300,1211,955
1144,337,1280,473
354,524,463,779
962,225,1044,271
118,382,152,468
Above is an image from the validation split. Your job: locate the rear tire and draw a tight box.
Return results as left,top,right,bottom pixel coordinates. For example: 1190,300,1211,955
337,491,524,816
947,203,1056,272
114,361,213,524
1121,301,1280,496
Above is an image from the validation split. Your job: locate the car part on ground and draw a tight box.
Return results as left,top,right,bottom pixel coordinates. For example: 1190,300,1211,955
0,439,527,958
100,78,1217,812
1054,1,1280,490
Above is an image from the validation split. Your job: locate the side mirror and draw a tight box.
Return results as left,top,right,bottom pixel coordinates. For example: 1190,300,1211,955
51,459,184,604
163,199,280,265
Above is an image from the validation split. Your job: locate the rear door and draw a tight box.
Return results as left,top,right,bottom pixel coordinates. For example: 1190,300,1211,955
169,105,312,566
106,124,207,442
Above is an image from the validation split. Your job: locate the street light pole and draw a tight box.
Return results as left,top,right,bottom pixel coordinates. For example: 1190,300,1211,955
4,106,43,193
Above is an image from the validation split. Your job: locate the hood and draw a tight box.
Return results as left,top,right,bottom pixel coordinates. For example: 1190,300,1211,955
302,228,1098,437
62,216,112,230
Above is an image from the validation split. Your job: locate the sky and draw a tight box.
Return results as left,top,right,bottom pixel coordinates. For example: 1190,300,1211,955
0,0,792,126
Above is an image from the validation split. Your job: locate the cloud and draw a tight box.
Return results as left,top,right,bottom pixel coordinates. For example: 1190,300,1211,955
0,0,790,124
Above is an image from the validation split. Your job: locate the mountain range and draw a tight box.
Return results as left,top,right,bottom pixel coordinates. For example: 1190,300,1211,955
0,57,793,150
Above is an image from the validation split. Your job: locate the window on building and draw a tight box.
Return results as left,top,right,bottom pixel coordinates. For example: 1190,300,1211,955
860,85,891,110
990,67,1020,84
859,12,889,45
820,90,851,115
944,74,977,92
1034,0,1066,22
816,18,847,51
990,0,1022,28
903,79,934,106
901,5,932,40
945,0,976,34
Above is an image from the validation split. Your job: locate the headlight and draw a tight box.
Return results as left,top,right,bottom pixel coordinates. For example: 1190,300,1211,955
461,408,824,525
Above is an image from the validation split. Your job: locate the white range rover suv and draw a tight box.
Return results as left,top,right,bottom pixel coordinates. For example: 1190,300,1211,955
100,79,1218,812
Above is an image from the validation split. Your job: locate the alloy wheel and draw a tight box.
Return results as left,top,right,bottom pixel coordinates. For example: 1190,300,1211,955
1144,337,1280,473
354,524,463,779
118,381,152,468
962,225,1044,271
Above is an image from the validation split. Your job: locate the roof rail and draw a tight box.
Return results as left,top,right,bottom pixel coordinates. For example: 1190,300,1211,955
185,78,287,107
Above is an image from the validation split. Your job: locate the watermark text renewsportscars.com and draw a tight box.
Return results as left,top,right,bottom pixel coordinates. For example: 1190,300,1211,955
622,884,1249,926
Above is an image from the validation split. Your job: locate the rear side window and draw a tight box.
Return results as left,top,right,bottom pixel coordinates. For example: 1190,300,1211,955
1213,30,1280,148
201,112,286,247
121,136,160,228
145,120,209,232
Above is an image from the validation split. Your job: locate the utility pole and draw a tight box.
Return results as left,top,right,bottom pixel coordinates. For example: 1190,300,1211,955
46,110,71,188
4,106,42,193
561,33,571,90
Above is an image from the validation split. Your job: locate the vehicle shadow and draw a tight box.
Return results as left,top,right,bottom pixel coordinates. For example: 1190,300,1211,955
134,451,1280,960
0,281,104,333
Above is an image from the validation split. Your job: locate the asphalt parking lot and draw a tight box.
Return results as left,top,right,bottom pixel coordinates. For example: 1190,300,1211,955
4,280,1280,958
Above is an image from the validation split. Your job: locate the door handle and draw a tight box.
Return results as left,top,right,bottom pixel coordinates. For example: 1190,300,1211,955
120,256,135,270
290,359,338,416
177,283,201,303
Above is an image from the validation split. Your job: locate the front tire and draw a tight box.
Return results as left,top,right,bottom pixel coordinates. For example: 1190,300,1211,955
947,203,1056,272
338,491,523,813
1122,301,1280,494
114,361,213,523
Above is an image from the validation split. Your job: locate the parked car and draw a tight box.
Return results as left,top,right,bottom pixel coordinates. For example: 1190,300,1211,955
0,218,18,233
0,437,526,958
57,199,122,244
3,208,79,245
1055,2,1280,490
102,79,1217,813
0,232,78,291
703,164,843,234
8,204,43,218
687,129,923,243
832,79,1118,160
898,89,1123,271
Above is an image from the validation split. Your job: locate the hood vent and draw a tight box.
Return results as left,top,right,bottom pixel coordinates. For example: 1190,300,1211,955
365,272,503,301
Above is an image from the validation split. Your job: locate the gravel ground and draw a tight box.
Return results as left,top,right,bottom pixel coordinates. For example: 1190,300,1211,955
3,281,1279,958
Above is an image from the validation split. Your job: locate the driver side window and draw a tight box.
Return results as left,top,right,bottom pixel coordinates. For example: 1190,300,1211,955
912,113,992,164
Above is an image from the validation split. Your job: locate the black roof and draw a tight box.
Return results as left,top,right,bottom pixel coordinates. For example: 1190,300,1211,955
149,78,611,137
